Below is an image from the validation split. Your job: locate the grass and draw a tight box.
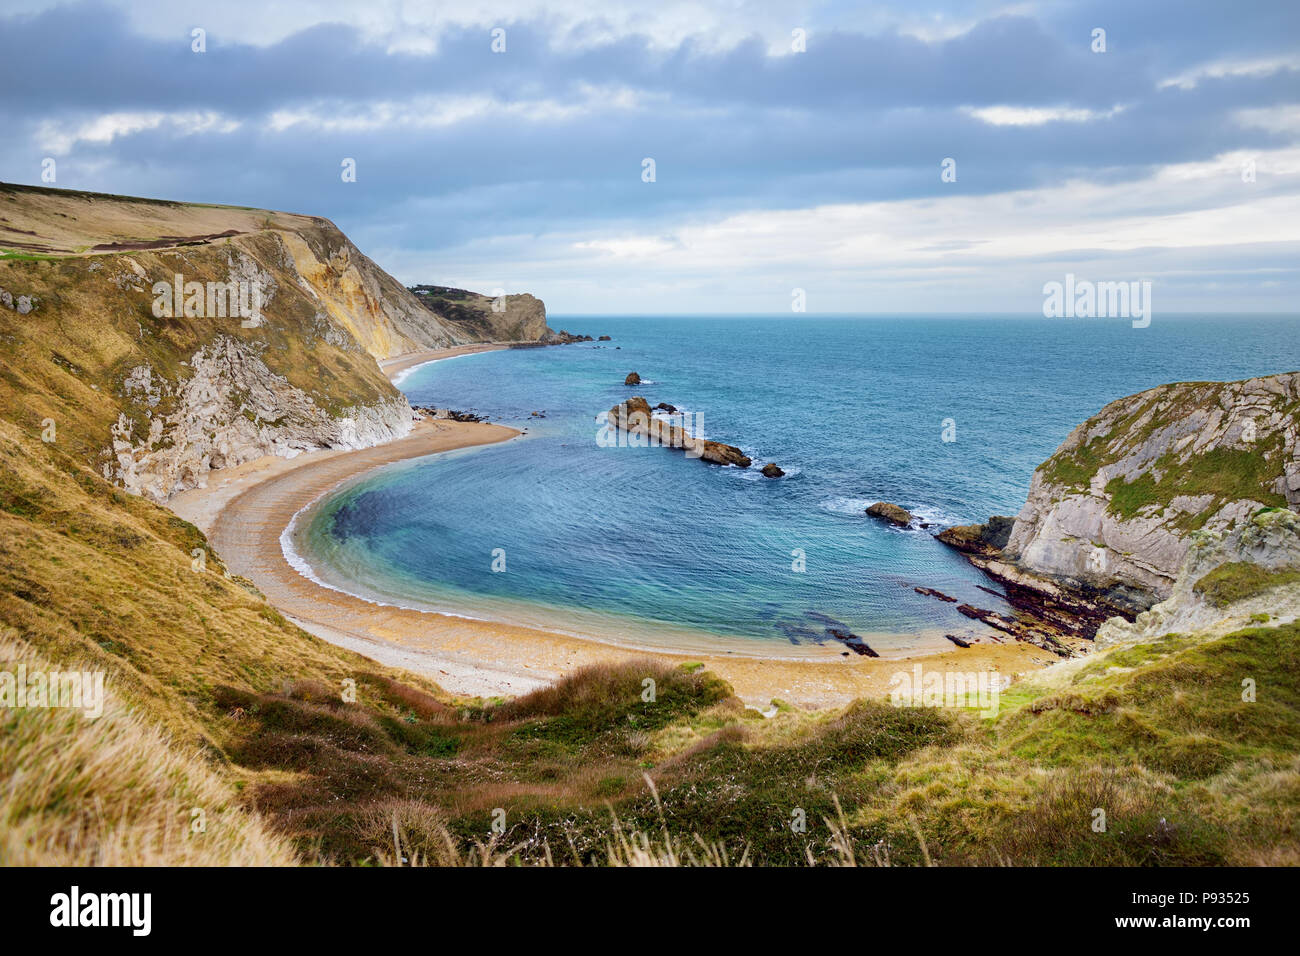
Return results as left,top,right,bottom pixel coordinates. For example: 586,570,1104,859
1104,443,1287,525
1193,562,1300,608
0,630,295,865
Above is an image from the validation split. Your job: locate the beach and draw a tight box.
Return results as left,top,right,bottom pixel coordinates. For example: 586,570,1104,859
169,345,1052,707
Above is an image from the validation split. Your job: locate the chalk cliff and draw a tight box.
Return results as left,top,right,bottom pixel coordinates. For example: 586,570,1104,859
940,372,1300,646
1003,373,1300,610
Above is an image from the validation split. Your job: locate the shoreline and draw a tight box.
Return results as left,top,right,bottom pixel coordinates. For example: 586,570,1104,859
169,344,1052,708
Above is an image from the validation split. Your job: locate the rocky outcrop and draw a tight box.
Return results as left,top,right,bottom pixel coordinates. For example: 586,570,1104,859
934,516,1014,555
761,463,784,478
407,284,549,344
1002,373,1300,607
110,337,412,501
543,329,595,344
604,397,751,468
625,372,641,386
866,502,913,526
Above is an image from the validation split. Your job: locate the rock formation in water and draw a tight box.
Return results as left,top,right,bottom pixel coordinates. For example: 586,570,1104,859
604,396,752,468
625,372,641,386
866,501,913,526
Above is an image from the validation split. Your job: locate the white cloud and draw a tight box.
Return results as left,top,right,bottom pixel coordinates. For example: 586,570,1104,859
1158,55,1300,90
36,111,240,154
378,146,1300,312
264,86,656,134
964,104,1125,126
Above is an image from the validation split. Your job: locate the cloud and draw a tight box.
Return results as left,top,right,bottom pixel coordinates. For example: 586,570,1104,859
0,0,1295,313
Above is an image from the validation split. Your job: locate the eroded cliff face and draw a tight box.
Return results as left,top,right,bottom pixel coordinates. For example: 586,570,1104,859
0,184,478,502
109,337,413,500
1003,373,1300,608
280,233,478,359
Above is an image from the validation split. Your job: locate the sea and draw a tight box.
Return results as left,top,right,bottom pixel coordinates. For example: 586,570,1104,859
288,314,1300,657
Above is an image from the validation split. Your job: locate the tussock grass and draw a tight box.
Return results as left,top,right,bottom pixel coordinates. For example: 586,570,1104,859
0,631,295,865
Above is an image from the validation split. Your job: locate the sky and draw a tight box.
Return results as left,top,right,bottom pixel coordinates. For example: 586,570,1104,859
1,0,1297,314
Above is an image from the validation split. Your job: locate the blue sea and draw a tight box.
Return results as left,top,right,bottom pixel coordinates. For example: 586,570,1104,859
292,314,1300,657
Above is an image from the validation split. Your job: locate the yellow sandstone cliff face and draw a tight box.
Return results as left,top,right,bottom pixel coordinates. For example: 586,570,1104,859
276,228,475,359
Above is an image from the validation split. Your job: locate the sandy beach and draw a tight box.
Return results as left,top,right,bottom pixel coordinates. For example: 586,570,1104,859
170,345,1052,707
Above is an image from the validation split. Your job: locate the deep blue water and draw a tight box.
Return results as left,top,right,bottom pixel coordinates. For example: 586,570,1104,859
298,314,1300,654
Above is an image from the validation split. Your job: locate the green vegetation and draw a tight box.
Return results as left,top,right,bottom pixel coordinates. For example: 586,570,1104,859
1194,561,1300,608
1104,442,1287,526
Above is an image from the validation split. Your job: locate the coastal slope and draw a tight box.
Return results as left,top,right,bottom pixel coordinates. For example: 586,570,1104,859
0,183,558,502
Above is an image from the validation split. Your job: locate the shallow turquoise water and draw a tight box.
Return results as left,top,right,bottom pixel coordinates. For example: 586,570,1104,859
297,314,1300,654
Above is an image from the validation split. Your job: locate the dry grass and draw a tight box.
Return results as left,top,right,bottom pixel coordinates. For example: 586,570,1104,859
0,630,296,865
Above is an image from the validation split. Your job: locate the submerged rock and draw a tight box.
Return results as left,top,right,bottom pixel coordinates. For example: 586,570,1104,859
914,586,958,603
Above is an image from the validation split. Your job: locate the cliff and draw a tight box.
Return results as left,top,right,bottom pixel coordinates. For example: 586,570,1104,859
0,183,481,501
939,372,1300,646
1002,372,1300,611
408,284,550,343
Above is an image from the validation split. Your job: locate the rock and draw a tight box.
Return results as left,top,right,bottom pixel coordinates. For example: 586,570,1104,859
654,402,677,414
598,335,611,341
110,337,414,502
935,516,1015,555
1097,508,1300,648
699,441,752,468
413,405,484,423
624,371,641,386
761,463,784,478
866,501,913,526
914,586,958,602
605,396,750,468
827,629,879,657
945,634,973,648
